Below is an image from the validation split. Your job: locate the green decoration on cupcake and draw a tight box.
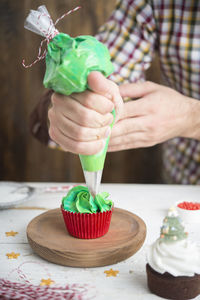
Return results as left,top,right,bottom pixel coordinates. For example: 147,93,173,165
43,33,115,172
160,207,188,243
62,185,113,213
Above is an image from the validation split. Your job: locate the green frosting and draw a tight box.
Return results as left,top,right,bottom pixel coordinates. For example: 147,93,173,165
43,33,114,95
43,33,115,172
62,185,113,213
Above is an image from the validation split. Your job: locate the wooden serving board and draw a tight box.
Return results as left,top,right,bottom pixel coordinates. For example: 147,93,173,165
27,208,146,268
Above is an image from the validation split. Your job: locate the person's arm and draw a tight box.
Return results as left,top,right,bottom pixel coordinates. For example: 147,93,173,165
108,81,200,152
96,0,157,85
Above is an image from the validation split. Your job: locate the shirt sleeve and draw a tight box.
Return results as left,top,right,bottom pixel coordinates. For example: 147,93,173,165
95,0,157,84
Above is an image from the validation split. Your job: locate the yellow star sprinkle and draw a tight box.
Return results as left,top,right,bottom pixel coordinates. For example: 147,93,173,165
5,231,18,237
104,268,119,277
6,252,20,259
40,278,55,286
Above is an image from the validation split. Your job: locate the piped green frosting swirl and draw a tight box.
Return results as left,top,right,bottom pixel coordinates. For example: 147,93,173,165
62,185,113,213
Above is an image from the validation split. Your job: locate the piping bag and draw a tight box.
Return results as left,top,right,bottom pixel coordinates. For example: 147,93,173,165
24,6,115,196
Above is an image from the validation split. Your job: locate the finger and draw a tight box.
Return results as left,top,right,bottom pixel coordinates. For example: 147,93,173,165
119,81,158,99
53,110,111,142
119,100,150,120
72,90,114,114
88,71,124,121
109,131,145,147
49,124,105,155
108,132,156,151
111,116,147,138
52,93,113,128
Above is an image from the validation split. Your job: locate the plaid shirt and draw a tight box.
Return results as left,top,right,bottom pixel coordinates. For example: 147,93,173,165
96,0,200,184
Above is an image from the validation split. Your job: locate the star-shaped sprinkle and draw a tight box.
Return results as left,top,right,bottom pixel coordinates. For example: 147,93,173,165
5,231,18,237
40,278,55,286
104,268,119,277
6,252,20,259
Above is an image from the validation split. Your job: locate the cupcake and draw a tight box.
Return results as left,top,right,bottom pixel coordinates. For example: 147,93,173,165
61,185,113,239
146,207,200,300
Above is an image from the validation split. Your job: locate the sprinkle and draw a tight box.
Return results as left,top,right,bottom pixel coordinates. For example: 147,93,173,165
6,252,20,259
104,268,119,277
160,234,165,238
162,227,169,234
40,278,55,286
177,201,200,210
5,231,18,237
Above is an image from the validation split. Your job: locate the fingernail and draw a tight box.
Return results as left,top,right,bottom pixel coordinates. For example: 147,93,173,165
105,127,111,138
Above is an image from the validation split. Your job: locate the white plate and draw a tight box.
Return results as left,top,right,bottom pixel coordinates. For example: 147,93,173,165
0,182,36,209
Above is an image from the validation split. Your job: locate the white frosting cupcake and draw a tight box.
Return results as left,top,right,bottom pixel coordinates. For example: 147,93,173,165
147,207,200,277
147,238,200,277
146,207,200,300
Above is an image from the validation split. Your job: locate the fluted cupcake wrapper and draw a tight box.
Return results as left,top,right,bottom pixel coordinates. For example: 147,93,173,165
61,206,113,239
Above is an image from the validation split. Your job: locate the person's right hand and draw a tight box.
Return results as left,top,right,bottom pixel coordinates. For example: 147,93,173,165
48,71,123,155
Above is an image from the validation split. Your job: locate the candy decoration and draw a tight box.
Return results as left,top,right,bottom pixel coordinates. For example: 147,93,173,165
160,208,187,243
178,201,200,210
6,252,20,259
40,278,55,286
104,268,119,277
5,231,18,237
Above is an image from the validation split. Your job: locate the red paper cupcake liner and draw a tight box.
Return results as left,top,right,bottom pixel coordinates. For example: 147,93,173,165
61,206,113,239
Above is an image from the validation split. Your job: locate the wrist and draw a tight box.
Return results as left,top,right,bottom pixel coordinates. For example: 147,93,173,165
182,97,200,140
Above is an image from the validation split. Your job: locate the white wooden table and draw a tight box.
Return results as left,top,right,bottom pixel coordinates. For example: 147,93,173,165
0,182,200,300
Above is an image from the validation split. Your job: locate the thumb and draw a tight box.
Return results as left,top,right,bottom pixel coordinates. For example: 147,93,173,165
88,71,123,121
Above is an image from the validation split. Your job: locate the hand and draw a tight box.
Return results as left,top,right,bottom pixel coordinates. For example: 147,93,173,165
108,81,200,151
48,72,123,155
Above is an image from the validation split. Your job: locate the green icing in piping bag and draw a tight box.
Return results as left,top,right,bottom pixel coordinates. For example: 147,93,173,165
43,33,115,172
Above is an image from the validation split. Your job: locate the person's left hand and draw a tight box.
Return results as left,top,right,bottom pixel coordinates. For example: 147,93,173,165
108,81,199,151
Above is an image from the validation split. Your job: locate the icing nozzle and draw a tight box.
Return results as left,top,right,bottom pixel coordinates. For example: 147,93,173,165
83,170,103,197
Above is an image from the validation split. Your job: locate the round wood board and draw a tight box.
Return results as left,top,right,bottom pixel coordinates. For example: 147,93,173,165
27,208,146,268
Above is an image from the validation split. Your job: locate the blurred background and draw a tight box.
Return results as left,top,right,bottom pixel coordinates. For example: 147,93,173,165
0,0,162,184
